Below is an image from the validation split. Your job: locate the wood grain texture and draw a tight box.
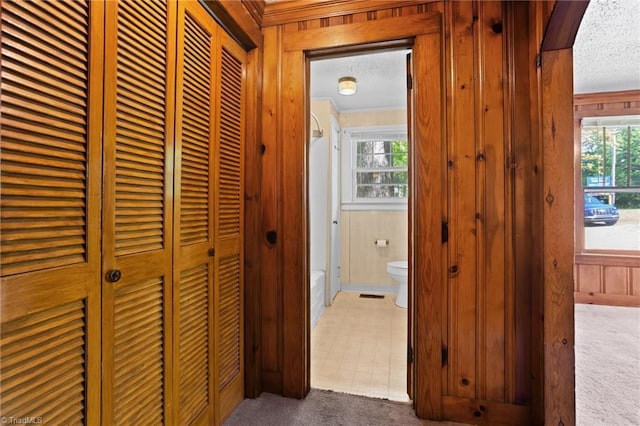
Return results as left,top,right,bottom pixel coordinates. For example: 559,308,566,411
412,27,444,420
260,25,283,392
202,0,263,49
0,1,103,423
541,48,576,426
258,1,551,422
527,3,555,423
173,2,218,424
574,262,640,307
540,0,588,52
1,0,90,275
507,0,534,407
446,0,477,400
262,0,434,26
280,47,309,399
0,301,87,424
179,7,213,247
218,255,242,389
283,12,440,51
243,46,264,399
477,0,508,403
215,30,247,423
442,395,531,425
178,265,211,425
574,89,640,107
101,0,176,423
112,277,166,425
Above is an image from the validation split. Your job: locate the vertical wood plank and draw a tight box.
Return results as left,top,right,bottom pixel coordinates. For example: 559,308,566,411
280,48,309,399
508,0,533,406
529,3,556,422
85,3,105,422
244,46,264,398
478,0,507,403
260,26,283,391
447,0,477,400
541,48,576,426
413,26,445,419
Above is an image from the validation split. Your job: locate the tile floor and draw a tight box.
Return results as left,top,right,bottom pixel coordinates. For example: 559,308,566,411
310,291,410,402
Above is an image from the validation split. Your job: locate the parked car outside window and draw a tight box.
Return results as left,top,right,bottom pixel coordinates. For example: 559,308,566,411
584,194,619,226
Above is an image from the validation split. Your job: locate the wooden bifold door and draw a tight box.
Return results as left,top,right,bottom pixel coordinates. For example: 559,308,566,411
0,1,245,424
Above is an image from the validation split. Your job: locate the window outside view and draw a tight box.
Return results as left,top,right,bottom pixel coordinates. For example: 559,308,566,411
354,139,408,200
581,117,640,251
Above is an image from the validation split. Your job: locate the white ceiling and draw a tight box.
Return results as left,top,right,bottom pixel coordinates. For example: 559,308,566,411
310,49,409,112
573,0,640,94
310,0,640,112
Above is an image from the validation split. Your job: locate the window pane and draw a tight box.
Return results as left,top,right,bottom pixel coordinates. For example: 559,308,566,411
581,118,640,252
353,137,408,201
356,140,408,168
584,191,640,251
629,127,640,185
356,184,408,198
357,153,390,168
356,171,407,185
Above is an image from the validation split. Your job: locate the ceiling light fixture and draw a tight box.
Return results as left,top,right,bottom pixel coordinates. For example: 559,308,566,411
338,76,357,96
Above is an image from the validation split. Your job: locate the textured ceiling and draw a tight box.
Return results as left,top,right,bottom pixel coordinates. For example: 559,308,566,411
311,0,639,112
310,49,409,112
573,0,640,94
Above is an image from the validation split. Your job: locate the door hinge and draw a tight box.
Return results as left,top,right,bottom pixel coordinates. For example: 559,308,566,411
407,73,413,90
536,53,542,68
441,346,448,367
407,346,414,364
441,222,448,244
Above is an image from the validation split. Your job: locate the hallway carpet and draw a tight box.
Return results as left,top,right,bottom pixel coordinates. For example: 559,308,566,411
223,390,465,426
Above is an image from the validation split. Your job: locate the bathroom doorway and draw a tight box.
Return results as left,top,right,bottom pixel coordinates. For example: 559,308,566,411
308,48,412,401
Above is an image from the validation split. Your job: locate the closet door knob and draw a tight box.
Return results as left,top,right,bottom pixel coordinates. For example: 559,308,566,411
208,248,216,257
107,269,122,283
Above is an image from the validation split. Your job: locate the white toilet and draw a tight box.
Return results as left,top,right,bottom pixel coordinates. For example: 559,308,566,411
386,260,408,308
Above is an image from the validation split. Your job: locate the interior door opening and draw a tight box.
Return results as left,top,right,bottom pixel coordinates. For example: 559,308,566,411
308,47,413,402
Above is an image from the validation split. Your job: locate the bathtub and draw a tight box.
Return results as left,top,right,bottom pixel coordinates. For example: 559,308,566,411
310,270,325,329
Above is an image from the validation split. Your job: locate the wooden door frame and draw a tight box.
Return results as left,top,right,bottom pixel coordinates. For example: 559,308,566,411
538,1,588,424
267,10,446,418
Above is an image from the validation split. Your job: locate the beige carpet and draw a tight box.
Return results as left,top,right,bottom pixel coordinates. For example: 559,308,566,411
225,304,639,425
575,303,640,425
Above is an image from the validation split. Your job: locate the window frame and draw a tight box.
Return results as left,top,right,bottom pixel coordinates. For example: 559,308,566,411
574,93,640,259
341,125,409,210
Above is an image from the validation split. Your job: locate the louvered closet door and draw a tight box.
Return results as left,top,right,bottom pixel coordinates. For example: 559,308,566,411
172,2,217,425
214,32,247,423
0,1,103,424
101,1,176,424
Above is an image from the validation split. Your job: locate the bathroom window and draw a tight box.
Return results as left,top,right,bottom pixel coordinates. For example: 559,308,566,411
354,139,408,199
341,127,408,209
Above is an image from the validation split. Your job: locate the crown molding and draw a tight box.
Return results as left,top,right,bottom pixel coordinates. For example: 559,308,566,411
262,0,432,27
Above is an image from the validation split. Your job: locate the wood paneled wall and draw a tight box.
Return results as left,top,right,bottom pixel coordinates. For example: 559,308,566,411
574,90,640,308
256,0,566,423
575,257,640,306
